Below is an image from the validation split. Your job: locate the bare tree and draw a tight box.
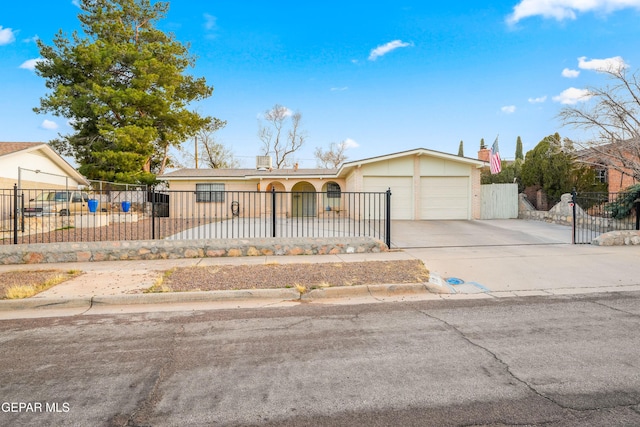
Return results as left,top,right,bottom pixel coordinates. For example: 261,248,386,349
557,65,640,182
315,141,349,168
258,104,306,168
180,118,238,168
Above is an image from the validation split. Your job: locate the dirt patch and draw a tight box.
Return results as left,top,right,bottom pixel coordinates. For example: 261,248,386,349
0,269,81,299
154,260,429,293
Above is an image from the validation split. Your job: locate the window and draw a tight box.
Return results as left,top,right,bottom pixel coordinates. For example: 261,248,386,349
595,168,607,184
326,182,341,198
196,183,225,202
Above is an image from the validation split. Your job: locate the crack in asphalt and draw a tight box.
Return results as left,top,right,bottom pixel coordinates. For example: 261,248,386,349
416,308,569,410
417,308,640,417
590,299,640,318
120,324,185,427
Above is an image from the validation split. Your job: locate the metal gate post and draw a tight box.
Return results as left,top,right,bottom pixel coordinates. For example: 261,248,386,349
571,189,577,244
13,184,18,244
635,198,640,231
151,187,156,240
385,188,391,248
271,187,276,238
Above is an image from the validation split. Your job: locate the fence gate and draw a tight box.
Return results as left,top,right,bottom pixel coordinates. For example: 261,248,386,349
480,183,518,219
571,190,640,244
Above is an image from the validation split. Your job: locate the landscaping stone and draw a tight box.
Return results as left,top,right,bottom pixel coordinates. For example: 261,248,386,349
592,230,640,246
0,237,388,265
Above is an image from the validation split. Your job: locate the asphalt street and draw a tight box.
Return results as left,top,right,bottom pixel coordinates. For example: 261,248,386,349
1,292,640,426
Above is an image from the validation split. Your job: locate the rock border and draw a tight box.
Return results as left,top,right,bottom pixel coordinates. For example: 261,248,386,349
592,230,640,246
0,237,388,265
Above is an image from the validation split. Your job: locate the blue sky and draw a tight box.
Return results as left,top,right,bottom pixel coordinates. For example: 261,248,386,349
1,0,640,168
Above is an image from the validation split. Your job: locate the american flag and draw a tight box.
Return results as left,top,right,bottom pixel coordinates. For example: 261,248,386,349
489,136,501,174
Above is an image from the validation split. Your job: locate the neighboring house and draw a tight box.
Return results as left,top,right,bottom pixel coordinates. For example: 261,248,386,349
159,148,486,220
577,140,639,193
0,142,89,189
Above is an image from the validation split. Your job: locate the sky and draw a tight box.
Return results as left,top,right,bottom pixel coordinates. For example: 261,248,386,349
1,0,640,168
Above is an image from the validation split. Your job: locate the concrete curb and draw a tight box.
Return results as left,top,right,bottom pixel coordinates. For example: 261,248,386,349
92,289,301,306
0,297,92,311
0,283,433,311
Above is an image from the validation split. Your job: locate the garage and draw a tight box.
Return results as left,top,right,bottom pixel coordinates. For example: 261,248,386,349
341,148,485,221
420,176,469,220
362,176,413,220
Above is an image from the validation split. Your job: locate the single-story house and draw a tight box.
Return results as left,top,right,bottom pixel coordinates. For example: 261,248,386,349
159,148,486,220
0,142,89,189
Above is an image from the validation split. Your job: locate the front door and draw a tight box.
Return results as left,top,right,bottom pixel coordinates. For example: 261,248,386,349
292,183,316,217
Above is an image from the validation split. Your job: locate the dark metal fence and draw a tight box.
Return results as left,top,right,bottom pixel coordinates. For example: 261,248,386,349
571,190,640,244
1,186,391,247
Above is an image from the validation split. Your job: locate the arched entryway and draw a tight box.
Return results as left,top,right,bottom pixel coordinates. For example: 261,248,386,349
291,182,317,217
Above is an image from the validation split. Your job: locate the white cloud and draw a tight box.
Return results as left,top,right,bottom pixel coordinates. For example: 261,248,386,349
552,87,592,104
578,56,628,73
204,13,217,31
342,138,359,149
562,68,580,78
0,26,16,45
528,95,547,103
71,0,80,7
22,35,39,43
501,105,516,114
368,40,412,61
330,87,348,92
40,120,58,130
507,0,640,24
258,105,292,120
19,58,42,70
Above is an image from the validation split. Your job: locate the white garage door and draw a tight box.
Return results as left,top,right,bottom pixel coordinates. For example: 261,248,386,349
420,177,469,220
363,176,413,220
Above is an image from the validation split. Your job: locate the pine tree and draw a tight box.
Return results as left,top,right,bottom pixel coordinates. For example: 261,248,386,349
34,0,216,184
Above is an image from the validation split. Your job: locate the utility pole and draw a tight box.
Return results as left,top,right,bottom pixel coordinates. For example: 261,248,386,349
194,136,198,169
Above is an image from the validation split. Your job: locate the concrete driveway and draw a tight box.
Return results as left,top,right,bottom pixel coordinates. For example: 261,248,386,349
395,219,640,296
390,219,571,248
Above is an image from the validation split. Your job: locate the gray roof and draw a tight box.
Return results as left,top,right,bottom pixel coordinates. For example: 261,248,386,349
159,168,338,179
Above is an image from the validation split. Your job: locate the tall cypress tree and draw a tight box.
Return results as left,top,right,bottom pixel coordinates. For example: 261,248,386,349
515,136,524,161
458,140,464,157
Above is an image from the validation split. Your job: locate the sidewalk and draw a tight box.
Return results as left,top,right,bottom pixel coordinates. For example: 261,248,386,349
3,240,640,320
0,251,441,317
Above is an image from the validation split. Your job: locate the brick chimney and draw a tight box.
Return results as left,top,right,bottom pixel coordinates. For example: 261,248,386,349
478,148,490,162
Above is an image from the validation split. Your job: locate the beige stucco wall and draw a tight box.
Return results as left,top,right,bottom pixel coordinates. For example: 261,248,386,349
162,177,347,219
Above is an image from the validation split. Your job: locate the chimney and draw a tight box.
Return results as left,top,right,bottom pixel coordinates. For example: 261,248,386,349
478,148,490,162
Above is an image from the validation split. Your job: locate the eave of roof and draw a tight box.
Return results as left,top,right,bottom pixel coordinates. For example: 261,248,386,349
158,168,339,180
0,142,89,185
337,147,487,176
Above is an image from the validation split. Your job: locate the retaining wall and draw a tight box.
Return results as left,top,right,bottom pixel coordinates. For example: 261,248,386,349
0,237,388,265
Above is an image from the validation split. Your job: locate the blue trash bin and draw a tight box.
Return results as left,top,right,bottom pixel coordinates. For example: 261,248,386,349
88,199,99,213
121,201,131,213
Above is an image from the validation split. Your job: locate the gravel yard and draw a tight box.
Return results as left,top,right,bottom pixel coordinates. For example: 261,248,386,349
155,259,430,292
0,269,81,299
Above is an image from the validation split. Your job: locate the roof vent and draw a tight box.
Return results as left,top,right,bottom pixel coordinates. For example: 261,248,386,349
256,155,272,170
